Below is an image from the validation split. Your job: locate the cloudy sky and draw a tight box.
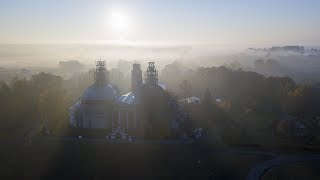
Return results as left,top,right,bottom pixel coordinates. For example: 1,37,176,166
1,0,319,46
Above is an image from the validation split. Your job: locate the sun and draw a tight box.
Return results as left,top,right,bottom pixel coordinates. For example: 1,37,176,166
109,10,131,33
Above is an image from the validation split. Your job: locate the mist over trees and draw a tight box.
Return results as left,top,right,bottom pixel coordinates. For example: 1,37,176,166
2,45,320,85
1,58,320,145
1,45,320,146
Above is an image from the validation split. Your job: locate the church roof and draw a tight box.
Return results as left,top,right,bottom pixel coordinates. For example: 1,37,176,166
82,84,117,102
158,83,167,90
119,91,137,105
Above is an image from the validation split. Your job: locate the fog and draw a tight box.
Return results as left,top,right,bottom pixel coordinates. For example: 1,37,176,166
1,44,320,84
0,44,243,68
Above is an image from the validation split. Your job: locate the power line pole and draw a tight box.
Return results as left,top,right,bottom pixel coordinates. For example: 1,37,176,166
180,80,190,105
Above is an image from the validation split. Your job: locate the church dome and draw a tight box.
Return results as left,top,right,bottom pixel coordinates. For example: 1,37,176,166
82,84,117,102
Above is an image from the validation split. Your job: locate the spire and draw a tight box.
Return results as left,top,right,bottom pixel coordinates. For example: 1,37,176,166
145,62,158,85
94,60,109,86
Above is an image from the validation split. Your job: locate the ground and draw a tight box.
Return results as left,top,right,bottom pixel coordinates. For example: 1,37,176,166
261,160,320,180
1,136,320,180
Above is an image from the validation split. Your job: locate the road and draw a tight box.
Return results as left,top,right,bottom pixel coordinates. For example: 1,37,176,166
246,153,320,180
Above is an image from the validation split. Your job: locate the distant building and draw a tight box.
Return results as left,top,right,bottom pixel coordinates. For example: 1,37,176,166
17,69,32,79
70,61,184,138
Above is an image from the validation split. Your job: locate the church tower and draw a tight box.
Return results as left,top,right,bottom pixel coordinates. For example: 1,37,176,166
145,62,158,85
131,63,143,90
94,60,109,86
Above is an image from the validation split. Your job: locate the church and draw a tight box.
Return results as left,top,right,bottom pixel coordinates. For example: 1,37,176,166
69,61,184,138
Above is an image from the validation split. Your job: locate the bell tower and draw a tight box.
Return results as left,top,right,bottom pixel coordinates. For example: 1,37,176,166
145,62,158,85
94,60,109,86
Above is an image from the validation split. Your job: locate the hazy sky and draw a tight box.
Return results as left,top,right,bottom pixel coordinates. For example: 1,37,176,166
1,0,320,46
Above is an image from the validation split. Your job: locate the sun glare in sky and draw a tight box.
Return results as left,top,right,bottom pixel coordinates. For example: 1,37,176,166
0,0,320,45
107,9,133,40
